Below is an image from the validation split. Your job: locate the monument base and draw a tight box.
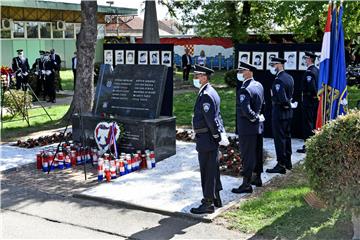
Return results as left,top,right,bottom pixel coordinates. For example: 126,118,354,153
72,113,176,161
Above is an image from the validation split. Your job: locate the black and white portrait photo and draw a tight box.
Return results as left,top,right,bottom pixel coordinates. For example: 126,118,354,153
150,51,160,65
298,52,307,70
104,50,113,65
115,50,124,65
138,51,148,65
284,51,297,70
238,51,250,65
252,52,264,70
161,51,172,67
266,52,278,70
126,50,135,64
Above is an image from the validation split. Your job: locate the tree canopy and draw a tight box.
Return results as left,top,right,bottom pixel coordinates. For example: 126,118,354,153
161,0,360,43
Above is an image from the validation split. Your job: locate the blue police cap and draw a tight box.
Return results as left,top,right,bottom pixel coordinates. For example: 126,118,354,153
193,65,215,75
305,51,319,59
237,61,257,72
270,57,287,64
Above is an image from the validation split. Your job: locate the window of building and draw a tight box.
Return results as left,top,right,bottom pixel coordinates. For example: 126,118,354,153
52,22,64,38
27,22,39,38
97,24,105,39
0,30,11,38
39,22,51,38
65,23,74,38
75,23,81,37
13,21,25,38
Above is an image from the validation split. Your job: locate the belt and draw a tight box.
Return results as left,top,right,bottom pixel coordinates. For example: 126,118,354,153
194,128,208,134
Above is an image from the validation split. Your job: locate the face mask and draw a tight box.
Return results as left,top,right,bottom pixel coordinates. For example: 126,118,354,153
270,66,277,75
237,73,244,81
193,79,201,89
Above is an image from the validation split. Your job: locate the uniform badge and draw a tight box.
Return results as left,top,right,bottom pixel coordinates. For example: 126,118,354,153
240,94,245,103
203,103,210,112
275,84,280,92
306,76,312,82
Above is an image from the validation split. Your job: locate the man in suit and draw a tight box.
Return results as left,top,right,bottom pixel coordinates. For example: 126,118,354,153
297,51,319,153
191,65,229,214
50,48,62,91
232,62,265,194
182,48,192,81
72,51,77,91
43,51,56,103
266,57,295,174
32,50,45,97
12,49,30,90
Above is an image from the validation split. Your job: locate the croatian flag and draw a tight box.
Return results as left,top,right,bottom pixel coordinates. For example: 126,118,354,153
316,1,332,129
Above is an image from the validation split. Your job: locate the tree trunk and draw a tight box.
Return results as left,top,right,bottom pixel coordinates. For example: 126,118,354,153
142,1,160,43
353,209,360,240
63,0,97,120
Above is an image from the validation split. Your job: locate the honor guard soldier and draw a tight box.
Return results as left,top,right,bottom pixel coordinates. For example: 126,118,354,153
232,62,265,194
42,51,56,103
266,57,295,174
50,48,62,91
12,49,30,90
191,65,229,214
32,50,45,97
297,52,319,153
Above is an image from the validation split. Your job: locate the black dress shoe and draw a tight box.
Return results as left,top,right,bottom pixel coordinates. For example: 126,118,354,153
296,148,306,153
232,177,253,194
51,99,56,103
250,174,263,187
266,164,286,174
190,199,214,214
214,191,222,208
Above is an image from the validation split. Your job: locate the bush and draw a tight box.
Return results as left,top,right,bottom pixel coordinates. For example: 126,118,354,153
305,110,360,212
224,69,237,88
3,90,32,118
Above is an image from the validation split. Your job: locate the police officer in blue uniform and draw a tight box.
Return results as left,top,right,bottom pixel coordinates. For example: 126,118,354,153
297,52,319,153
191,65,229,214
266,57,295,174
232,62,265,194
12,49,30,90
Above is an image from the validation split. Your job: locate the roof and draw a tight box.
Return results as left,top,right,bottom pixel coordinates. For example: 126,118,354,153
0,0,137,15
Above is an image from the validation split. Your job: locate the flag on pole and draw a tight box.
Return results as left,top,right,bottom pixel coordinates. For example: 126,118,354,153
329,3,348,119
316,1,332,129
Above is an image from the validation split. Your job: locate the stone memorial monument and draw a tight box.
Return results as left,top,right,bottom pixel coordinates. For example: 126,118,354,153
72,64,176,161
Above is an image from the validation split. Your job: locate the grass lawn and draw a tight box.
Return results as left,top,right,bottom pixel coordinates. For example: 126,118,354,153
174,87,236,131
174,69,227,86
60,70,74,91
348,85,360,109
1,104,69,141
221,165,352,239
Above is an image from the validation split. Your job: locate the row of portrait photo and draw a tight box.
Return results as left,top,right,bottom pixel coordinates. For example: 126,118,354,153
238,51,321,71
104,50,172,67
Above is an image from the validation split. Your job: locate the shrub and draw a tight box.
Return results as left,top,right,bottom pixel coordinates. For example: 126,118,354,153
224,69,237,88
305,110,360,212
3,90,32,118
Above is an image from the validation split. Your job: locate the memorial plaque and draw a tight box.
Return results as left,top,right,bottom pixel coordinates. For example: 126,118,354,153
93,64,168,119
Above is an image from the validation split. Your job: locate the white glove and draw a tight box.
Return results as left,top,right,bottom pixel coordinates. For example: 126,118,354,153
290,101,298,109
23,72,28,76
35,72,38,75
219,132,230,146
259,114,265,122
41,70,46,74
45,70,52,76
17,72,22,77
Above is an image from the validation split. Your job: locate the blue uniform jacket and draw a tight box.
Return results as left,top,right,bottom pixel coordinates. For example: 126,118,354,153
271,70,294,120
193,83,224,152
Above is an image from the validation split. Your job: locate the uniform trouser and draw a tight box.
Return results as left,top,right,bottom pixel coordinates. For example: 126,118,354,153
272,118,292,166
198,149,223,200
35,76,43,96
254,133,264,174
239,135,257,178
44,75,55,101
183,65,191,81
16,76,28,91
302,102,318,141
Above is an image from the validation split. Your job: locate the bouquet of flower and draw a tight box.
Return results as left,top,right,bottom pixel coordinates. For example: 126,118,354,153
1,65,13,89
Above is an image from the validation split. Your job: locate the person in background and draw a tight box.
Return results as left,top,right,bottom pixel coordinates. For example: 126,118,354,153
182,48,192,81
72,51,77,91
43,51,56,103
197,50,206,66
50,48,62,91
32,50,45,97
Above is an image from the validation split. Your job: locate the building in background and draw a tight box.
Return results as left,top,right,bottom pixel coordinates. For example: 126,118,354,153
0,0,137,68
